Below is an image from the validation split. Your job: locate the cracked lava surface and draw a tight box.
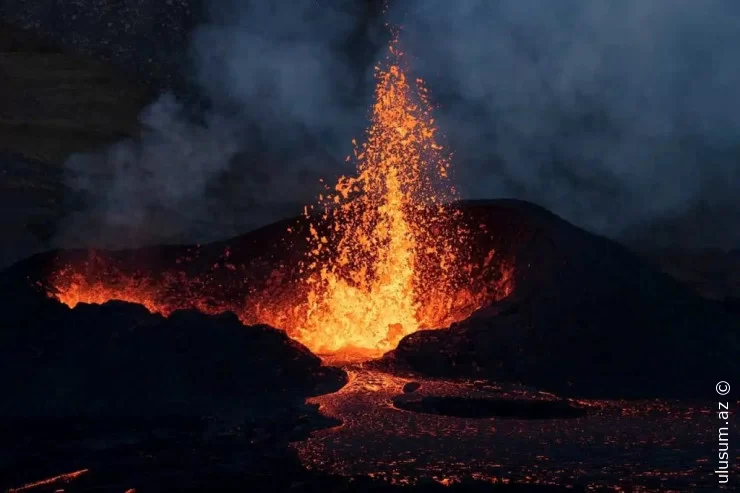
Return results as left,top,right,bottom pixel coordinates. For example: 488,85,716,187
293,366,731,491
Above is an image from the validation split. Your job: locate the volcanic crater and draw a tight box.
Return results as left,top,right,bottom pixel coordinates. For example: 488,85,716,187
36,199,514,363
6,197,737,398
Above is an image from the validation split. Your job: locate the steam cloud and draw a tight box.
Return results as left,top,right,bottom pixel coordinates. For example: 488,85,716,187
61,0,379,248
62,0,740,249
392,0,740,247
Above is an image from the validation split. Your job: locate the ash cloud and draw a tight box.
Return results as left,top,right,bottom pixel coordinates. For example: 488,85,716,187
391,0,740,248
60,0,380,248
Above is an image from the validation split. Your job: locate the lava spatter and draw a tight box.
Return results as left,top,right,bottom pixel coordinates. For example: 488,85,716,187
295,35,481,356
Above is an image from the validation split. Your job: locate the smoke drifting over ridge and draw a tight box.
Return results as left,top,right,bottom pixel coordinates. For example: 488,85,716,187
391,0,740,247
61,0,740,249
61,0,383,248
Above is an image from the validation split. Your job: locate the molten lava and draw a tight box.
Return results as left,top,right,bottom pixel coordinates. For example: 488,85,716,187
47,34,513,360
295,37,482,356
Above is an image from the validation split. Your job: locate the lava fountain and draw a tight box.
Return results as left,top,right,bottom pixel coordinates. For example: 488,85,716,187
295,35,491,356
46,34,513,360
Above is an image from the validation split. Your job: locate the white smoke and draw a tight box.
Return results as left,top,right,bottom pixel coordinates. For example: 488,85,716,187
60,0,376,248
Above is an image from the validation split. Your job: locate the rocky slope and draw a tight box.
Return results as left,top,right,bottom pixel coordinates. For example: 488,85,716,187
0,24,154,267
378,200,740,398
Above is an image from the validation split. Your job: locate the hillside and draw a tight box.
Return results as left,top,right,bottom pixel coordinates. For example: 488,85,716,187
0,24,153,267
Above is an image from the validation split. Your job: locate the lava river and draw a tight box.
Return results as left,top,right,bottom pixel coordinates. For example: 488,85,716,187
292,366,723,491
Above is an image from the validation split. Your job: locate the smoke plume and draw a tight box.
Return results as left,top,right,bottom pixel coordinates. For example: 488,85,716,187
60,0,381,248
61,0,740,249
392,0,740,247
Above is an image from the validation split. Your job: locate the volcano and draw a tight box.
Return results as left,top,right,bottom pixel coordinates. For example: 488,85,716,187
3,31,737,397
4,197,737,397
2,27,738,493
1,198,736,490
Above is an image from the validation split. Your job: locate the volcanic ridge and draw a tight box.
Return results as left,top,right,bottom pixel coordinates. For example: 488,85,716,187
3,198,737,401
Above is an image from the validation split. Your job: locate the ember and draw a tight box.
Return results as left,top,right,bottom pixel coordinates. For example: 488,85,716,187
47,33,514,360
7,468,89,492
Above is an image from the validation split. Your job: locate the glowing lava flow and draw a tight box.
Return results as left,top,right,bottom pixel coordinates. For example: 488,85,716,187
293,367,718,490
7,468,89,492
46,34,513,360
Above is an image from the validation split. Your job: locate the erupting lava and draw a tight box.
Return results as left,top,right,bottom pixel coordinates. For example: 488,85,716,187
295,36,494,356
47,33,513,360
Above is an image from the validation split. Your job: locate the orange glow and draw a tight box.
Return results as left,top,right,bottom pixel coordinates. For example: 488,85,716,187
7,468,89,492
295,35,502,355
47,33,513,360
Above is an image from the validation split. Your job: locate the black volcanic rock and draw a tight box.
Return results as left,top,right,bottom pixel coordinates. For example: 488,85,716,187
0,288,345,418
379,200,740,399
402,381,421,393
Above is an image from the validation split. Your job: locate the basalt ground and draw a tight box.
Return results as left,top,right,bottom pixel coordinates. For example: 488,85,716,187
1,200,738,491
